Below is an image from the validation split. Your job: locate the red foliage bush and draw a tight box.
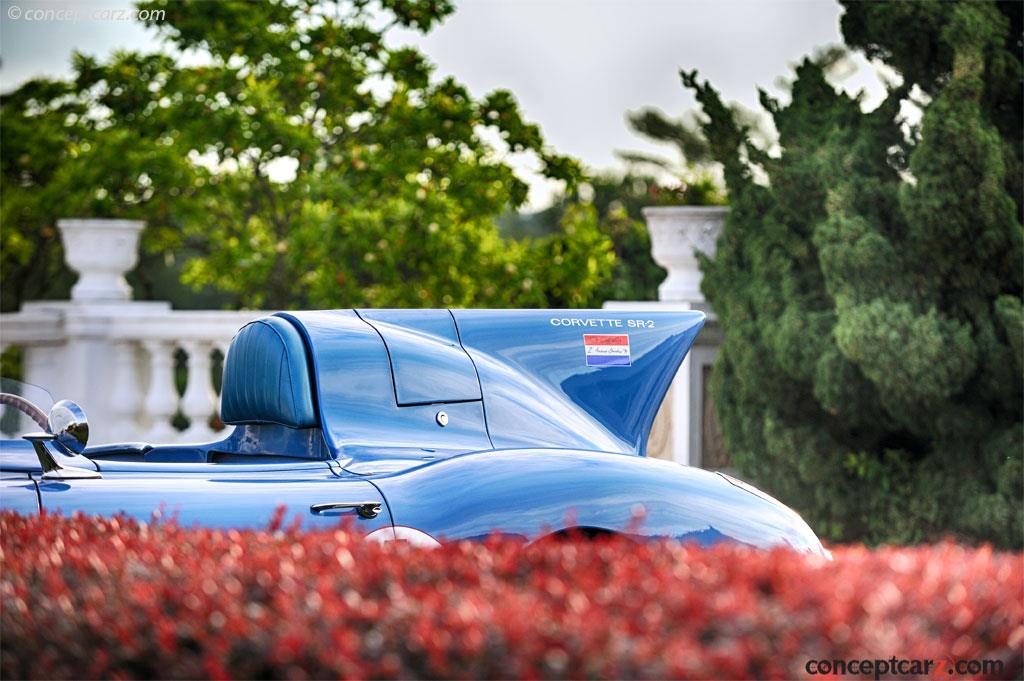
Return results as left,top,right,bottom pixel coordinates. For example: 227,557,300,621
1,511,1021,680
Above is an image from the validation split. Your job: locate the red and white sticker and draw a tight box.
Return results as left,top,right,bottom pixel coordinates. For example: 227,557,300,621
584,334,631,367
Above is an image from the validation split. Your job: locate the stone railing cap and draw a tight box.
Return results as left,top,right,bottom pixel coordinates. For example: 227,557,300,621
56,218,147,228
641,205,729,218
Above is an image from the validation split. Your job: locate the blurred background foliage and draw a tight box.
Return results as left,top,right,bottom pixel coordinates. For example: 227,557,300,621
687,0,1022,548
0,0,724,313
1,0,644,311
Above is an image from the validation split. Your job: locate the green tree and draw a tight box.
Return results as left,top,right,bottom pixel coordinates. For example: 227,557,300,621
499,98,730,304
686,1,1022,546
1,0,612,312
499,170,722,303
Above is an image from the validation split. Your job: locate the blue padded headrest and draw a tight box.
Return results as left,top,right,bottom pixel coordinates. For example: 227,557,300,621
220,316,317,429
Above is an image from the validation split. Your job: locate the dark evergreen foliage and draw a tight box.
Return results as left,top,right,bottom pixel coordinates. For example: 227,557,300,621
688,1,1022,547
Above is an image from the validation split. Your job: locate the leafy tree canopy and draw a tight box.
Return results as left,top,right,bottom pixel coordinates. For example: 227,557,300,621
687,0,1022,547
1,0,613,311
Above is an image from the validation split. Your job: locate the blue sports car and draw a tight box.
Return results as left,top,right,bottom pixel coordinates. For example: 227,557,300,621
0,309,825,554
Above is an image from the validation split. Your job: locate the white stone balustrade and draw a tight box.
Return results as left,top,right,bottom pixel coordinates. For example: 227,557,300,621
0,219,264,444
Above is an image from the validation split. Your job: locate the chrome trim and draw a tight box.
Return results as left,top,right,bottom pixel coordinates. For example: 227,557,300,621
23,432,102,480
309,501,382,519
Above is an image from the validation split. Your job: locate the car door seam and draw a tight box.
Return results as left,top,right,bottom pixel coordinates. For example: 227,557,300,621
360,477,396,530
29,472,41,514
448,308,495,450
354,309,402,407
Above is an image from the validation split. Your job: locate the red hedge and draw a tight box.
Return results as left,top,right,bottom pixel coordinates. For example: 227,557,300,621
1,511,1021,680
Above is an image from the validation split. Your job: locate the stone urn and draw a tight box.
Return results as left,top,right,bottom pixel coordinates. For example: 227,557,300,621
57,219,145,302
642,206,728,304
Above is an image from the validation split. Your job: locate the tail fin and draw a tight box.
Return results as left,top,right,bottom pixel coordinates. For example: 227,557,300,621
452,309,705,455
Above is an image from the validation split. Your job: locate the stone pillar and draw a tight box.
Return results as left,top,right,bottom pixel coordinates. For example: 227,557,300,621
1,217,259,445
607,206,727,467
648,206,725,467
11,220,160,444
52,220,148,443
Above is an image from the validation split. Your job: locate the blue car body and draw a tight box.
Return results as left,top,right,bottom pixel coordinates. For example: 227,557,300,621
0,309,825,554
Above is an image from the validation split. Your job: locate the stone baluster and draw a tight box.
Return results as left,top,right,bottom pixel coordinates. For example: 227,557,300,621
180,340,216,442
142,340,179,442
108,340,141,438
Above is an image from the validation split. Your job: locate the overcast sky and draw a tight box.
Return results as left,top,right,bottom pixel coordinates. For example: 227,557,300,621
0,0,887,208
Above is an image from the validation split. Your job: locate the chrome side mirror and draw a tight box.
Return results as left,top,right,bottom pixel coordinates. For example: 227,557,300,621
47,400,89,455
22,400,99,480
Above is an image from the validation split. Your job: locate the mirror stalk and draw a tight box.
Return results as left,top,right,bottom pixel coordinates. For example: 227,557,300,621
23,433,102,480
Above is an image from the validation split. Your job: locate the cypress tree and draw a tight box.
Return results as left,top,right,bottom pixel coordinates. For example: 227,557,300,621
687,1,1022,546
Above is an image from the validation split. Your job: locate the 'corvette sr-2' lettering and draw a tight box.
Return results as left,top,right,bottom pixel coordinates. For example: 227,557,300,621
549,317,654,328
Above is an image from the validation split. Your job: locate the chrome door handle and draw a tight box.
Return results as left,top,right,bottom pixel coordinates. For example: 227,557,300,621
310,501,382,519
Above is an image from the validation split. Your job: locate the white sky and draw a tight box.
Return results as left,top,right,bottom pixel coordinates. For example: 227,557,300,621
0,0,888,208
